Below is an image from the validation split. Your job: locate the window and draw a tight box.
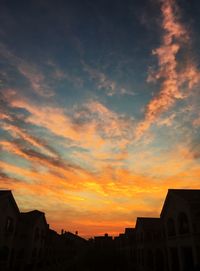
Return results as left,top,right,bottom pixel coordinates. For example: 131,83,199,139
178,212,190,234
5,217,14,233
167,218,176,237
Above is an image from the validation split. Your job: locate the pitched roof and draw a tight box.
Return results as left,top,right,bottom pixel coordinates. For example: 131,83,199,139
160,189,200,216
0,189,20,213
161,189,200,217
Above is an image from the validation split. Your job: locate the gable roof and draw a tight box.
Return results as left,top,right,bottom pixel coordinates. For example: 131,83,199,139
160,189,200,217
0,189,20,214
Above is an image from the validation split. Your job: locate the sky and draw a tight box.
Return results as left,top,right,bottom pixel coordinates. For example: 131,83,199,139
0,0,200,238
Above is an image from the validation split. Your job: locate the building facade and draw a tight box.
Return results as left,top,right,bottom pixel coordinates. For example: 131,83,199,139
0,190,19,271
135,217,167,271
161,189,200,271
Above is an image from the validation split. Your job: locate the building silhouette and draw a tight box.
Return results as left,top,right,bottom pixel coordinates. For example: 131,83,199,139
0,190,87,271
0,188,200,271
160,189,200,271
14,210,48,270
135,217,166,271
0,191,19,270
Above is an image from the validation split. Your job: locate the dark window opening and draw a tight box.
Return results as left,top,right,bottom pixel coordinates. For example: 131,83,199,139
178,212,190,234
5,217,14,233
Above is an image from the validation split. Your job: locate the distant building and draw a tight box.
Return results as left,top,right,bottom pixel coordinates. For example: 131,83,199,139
161,189,200,271
44,229,88,269
44,228,65,267
62,231,88,250
1,188,200,271
135,217,167,271
114,228,136,269
94,233,113,249
0,190,19,271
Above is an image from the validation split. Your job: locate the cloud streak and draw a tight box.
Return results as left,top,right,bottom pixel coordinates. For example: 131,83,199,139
135,0,200,139
82,60,132,96
6,94,134,155
0,43,55,97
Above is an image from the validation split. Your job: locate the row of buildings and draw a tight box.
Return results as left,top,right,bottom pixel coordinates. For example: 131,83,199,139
0,190,87,271
1,189,200,271
93,189,200,271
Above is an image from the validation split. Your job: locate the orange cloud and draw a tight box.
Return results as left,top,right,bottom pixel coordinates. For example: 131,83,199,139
1,122,57,157
5,96,133,163
135,0,200,139
1,139,200,237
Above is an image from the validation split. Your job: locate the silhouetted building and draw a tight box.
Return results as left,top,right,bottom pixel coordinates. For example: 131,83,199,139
1,188,200,271
14,210,48,270
161,189,200,271
62,231,88,251
135,217,167,271
114,228,136,270
94,233,113,249
44,228,66,268
0,190,19,271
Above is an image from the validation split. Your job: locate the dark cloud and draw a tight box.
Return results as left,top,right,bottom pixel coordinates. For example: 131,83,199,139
0,170,21,184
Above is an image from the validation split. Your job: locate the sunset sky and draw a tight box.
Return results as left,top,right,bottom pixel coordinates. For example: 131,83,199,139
0,0,200,238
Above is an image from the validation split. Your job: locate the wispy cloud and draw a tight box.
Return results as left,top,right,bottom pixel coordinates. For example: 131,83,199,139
5,94,134,153
135,0,200,139
0,43,55,97
82,60,133,96
1,90,135,178
18,64,55,97
47,60,84,88
1,122,57,158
